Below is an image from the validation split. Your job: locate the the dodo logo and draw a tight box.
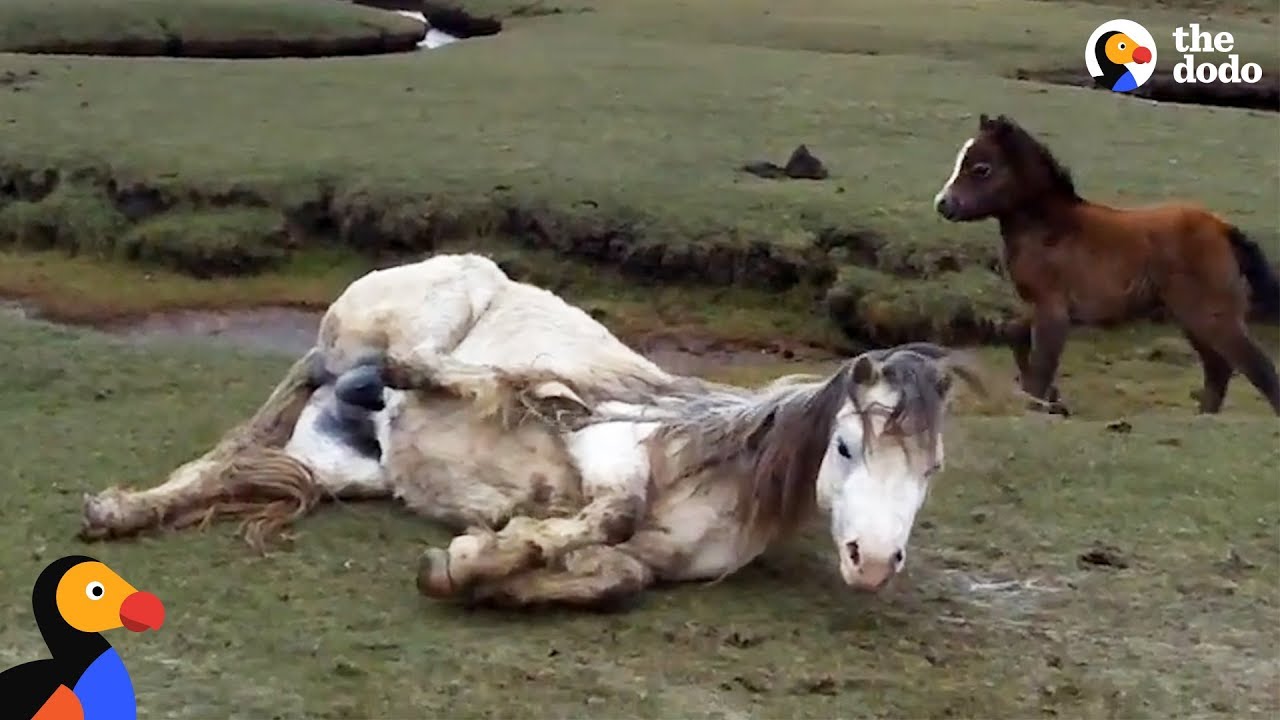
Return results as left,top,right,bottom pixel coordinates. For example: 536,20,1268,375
1085,19,1157,93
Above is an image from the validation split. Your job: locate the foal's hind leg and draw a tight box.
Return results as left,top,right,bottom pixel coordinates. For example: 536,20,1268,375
463,544,655,610
1168,271,1280,415
1210,324,1280,414
1182,331,1233,413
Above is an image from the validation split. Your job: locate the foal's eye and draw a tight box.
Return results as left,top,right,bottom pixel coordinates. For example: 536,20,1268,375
971,163,991,178
836,438,852,459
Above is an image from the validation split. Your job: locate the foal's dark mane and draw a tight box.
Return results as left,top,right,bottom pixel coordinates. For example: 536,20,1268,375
984,115,1082,202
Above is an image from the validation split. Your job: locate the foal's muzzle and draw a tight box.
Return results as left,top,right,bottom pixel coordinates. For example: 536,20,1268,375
935,194,960,221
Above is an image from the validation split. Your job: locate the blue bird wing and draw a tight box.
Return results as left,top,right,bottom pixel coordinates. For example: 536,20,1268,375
1112,71,1139,92
71,648,136,720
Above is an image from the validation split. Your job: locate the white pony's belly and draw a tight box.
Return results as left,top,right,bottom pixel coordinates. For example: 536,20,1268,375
647,481,767,582
379,391,585,529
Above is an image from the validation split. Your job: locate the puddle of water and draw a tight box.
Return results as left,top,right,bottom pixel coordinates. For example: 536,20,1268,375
1,300,33,321
103,307,322,358
392,10,462,49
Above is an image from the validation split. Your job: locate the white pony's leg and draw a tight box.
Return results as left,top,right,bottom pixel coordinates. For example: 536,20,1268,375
465,544,655,609
317,254,506,376
417,419,655,597
452,526,694,609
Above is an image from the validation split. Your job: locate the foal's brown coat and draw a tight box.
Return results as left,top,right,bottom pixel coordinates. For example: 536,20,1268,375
935,113,1280,415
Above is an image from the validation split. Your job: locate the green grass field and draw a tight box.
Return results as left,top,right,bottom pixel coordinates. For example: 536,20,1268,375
0,0,425,56
2,0,1279,717
1,0,1276,343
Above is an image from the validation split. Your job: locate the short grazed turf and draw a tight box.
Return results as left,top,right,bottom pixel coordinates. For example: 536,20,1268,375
0,0,425,56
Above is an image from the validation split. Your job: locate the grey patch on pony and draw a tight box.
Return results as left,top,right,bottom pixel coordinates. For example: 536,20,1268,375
334,362,388,412
320,366,387,460
305,347,336,389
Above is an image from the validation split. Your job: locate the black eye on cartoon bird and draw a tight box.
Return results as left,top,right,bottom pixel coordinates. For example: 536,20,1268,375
1093,30,1153,92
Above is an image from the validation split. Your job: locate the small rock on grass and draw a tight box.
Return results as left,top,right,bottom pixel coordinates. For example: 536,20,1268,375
1136,337,1197,365
1078,544,1128,569
1104,419,1132,433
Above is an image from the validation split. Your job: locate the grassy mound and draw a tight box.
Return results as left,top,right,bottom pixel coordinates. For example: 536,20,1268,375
0,0,425,58
0,0,1276,345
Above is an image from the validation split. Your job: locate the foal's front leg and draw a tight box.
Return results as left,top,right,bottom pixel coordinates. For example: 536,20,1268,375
1008,314,1061,405
1022,302,1071,415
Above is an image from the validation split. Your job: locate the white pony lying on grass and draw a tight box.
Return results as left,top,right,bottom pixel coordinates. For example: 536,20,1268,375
80,254,986,609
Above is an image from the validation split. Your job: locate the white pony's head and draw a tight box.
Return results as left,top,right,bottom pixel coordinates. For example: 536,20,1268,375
814,344,979,592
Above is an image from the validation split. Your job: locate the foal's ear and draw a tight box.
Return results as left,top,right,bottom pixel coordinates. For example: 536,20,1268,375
937,352,989,400
851,355,880,387
978,113,991,127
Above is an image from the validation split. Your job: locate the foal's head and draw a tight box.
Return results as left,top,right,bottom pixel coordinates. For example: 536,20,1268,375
933,113,1081,222
814,344,982,592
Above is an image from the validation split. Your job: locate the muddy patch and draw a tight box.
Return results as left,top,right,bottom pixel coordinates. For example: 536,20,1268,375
102,307,323,358
1016,68,1279,112
7,300,817,377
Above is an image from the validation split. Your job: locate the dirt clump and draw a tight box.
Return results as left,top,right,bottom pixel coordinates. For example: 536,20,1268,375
1016,68,1278,112
8,32,427,59
741,144,830,180
1077,544,1129,569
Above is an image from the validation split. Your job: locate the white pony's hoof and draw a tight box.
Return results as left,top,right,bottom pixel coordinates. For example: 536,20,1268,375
80,489,135,540
417,548,456,598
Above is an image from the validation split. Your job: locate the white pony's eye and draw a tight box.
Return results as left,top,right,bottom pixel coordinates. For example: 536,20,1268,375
86,581,105,600
836,438,852,459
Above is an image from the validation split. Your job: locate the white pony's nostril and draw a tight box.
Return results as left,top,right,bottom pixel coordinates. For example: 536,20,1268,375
845,540,861,565
892,549,905,566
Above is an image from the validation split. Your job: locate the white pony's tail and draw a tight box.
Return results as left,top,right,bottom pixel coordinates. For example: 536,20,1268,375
79,348,327,551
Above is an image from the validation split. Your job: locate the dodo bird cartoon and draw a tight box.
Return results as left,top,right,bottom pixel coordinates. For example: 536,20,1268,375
0,555,164,720
1093,30,1153,92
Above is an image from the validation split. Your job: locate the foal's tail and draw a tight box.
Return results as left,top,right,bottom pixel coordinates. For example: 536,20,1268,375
1228,226,1280,323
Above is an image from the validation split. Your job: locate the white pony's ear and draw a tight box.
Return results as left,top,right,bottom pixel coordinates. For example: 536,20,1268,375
851,355,880,387
531,380,588,411
936,351,988,400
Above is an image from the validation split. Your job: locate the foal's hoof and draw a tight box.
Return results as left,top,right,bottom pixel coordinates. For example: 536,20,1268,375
417,548,456,598
1026,398,1071,417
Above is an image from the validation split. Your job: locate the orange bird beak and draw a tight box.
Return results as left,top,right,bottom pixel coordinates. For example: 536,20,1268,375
1131,46,1152,64
119,591,165,632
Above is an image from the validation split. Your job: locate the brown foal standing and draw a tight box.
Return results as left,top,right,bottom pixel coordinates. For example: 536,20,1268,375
933,113,1280,416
